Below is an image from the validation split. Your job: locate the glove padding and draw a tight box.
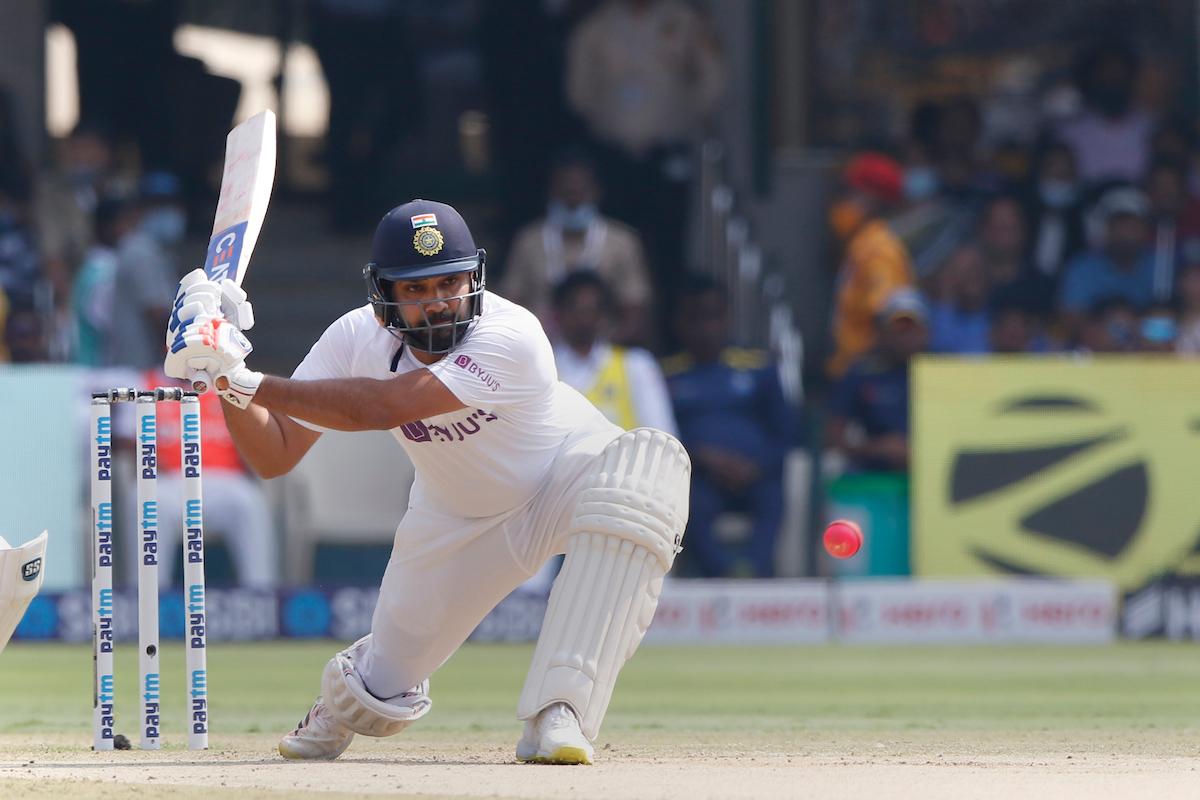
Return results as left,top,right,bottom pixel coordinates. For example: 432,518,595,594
166,269,255,351
215,363,264,409
164,314,254,382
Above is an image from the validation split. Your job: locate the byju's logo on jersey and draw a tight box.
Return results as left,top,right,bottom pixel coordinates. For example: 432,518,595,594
401,409,498,444
206,221,248,283
453,355,501,392
21,557,41,581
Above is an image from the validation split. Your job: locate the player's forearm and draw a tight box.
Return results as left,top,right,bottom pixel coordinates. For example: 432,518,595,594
220,400,304,479
252,374,414,432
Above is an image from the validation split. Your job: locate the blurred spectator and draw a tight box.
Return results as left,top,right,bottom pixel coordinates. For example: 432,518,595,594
828,288,928,473
34,122,117,307
1060,187,1155,339
307,0,421,231
1144,157,1190,301
0,176,41,309
69,194,131,365
1175,262,1200,354
933,97,993,198
663,277,793,578
1136,302,1178,353
989,299,1040,354
4,305,47,363
928,244,990,354
827,152,914,377
1023,139,1087,283
894,98,993,277
551,271,675,434
1055,40,1155,185
501,151,652,343
567,0,725,302
103,172,181,369
480,0,587,243
975,194,1054,313
1077,296,1139,353
1149,116,1195,167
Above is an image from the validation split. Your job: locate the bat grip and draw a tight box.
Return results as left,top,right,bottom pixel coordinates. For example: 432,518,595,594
189,368,213,394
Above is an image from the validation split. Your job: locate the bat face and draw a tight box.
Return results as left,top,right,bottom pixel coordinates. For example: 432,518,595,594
204,110,276,287
205,221,247,284
189,109,276,392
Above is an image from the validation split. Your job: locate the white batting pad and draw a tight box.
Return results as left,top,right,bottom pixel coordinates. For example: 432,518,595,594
517,429,691,740
321,636,432,737
0,531,48,654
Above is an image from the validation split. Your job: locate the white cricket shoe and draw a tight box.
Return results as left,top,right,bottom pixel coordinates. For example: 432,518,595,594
516,702,595,765
278,697,354,760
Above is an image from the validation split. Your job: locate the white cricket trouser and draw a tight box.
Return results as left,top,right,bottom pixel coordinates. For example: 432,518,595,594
357,428,617,699
126,470,278,589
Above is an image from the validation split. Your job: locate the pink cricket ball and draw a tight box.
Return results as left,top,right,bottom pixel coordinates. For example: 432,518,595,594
823,519,863,559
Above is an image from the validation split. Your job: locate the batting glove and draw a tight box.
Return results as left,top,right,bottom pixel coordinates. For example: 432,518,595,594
215,363,264,409
164,314,254,381
167,269,255,348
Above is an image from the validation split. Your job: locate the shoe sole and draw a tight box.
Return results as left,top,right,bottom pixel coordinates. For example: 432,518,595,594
517,745,593,765
278,741,346,761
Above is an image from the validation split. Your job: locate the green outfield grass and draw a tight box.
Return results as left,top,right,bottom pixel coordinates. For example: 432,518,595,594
2,641,1199,744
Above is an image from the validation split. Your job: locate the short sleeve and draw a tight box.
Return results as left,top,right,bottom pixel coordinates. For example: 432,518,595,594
427,309,556,408
292,311,360,382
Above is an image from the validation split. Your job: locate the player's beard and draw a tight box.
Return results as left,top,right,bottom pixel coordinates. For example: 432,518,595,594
421,308,466,353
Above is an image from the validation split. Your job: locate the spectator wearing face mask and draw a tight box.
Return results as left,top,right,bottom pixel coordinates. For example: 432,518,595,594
1022,139,1086,283
1059,187,1156,342
103,171,183,369
501,150,652,344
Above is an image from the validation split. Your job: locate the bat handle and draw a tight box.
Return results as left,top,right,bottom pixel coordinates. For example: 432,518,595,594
189,368,213,394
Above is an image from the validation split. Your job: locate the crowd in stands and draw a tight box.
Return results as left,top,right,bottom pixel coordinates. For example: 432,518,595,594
4,10,1200,580
825,39,1200,502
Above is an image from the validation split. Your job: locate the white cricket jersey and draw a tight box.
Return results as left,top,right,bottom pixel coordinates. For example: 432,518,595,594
291,292,620,517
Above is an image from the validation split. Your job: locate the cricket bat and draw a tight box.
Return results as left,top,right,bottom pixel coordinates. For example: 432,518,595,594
189,109,277,393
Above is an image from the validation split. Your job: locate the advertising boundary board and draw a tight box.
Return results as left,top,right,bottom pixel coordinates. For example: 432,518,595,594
14,579,1117,645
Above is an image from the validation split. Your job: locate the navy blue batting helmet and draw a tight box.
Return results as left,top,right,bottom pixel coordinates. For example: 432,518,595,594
363,200,487,353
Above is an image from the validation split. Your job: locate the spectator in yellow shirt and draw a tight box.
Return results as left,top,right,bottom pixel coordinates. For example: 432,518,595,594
827,153,914,378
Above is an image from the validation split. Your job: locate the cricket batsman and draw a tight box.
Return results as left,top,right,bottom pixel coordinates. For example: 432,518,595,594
163,199,691,764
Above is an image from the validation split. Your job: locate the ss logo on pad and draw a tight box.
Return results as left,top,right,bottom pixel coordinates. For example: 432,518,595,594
22,558,41,581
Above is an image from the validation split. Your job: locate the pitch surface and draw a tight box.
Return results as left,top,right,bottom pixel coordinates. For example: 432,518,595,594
1,642,1197,798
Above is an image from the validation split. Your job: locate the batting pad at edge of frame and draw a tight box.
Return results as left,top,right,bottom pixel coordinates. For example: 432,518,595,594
517,428,691,741
0,530,48,654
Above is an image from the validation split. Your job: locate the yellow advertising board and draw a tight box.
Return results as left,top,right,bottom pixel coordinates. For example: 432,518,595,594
913,356,1200,590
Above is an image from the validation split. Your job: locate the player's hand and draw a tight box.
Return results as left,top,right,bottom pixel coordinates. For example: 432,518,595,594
169,268,255,339
164,313,254,382
166,269,221,349
214,363,264,409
